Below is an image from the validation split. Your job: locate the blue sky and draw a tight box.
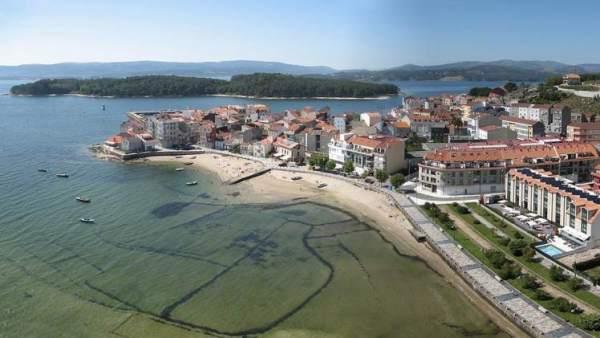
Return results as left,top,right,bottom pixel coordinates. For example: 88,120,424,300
1,0,599,69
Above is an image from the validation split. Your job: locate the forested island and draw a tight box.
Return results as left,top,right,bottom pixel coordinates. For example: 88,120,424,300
10,73,398,98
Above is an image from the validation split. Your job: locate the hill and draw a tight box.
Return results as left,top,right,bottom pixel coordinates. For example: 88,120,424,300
10,74,398,98
0,60,337,79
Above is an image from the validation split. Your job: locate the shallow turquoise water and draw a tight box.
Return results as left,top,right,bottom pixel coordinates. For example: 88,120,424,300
0,80,511,337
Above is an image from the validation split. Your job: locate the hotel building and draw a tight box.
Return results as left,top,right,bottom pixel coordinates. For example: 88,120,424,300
418,140,600,197
505,168,600,246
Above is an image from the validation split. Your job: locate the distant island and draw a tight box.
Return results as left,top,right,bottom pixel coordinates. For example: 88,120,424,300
10,73,398,98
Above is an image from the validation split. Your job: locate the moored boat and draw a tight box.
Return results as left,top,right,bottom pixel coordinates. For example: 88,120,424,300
80,218,95,223
76,197,91,203
186,181,198,186
184,161,193,165
175,168,184,171
318,183,327,188
38,168,48,172
56,173,69,178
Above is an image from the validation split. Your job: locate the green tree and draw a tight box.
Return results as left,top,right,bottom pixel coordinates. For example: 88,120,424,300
550,297,576,312
534,289,553,301
504,82,518,92
508,239,527,256
523,246,536,262
579,314,600,331
375,169,389,185
325,159,336,172
520,274,541,290
550,265,568,282
568,277,585,291
498,261,521,280
484,249,507,269
390,173,405,189
468,87,492,97
342,160,355,174
309,153,328,167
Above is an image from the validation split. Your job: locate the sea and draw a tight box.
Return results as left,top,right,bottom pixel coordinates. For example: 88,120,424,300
0,79,511,337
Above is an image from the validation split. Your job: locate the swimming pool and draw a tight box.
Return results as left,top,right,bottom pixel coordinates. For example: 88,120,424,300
537,244,564,257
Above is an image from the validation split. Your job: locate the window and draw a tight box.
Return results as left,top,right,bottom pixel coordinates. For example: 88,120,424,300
582,209,588,234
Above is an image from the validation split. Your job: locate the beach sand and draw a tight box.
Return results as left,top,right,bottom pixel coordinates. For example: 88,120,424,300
144,153,528,338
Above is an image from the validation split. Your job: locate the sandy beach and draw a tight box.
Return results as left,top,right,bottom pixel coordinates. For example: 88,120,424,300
143,153,528,337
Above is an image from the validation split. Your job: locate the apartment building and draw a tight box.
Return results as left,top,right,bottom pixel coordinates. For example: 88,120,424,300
567,122,600,143
506,168,600,246
418,140,600,197
328,134,406,175
500,116,545,140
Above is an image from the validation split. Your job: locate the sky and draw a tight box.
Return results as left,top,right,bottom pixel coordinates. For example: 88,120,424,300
1,0,600,69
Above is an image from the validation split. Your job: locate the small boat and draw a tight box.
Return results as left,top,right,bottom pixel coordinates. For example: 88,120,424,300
76,197,91,203
317,183,327,188
80,218,95,223
184,161,193,165
38,169,48,172
175,156,183,159
175,168,185,171
189,156,197,159
56,173,69,178
186,181,198,186
291,176,302,181
101,104,106,111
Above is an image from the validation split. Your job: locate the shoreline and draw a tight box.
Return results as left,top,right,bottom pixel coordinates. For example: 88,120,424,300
139,153,528,337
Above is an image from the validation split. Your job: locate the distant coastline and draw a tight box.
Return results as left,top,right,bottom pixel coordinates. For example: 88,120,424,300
10,92,395,100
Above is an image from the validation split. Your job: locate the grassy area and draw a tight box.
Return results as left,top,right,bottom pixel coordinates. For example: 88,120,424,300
435,204,600,335
463,204,600,310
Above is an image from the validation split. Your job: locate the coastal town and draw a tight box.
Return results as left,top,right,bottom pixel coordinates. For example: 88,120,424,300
99,73,600,337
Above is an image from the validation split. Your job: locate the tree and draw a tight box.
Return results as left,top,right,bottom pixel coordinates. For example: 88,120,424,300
568,277,585,291
468,87,492,97
390,173,405,189
579,314,600,331
342,160,355,174
523,246,536,262
375,169,389,185
550,297,576,313
504,82,518,93
498,261,521,280
450,115,463,127
520,274,541,290
484,249,507,269
534,289,553,301
550,265,568,282
325,159,336,172
508,239,527,256
309,153,328,168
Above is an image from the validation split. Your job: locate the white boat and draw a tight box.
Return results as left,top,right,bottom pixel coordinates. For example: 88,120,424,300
76,197,91,203
80,218,95,223
186,181,198,186
56,173,69,178
175,168,184,171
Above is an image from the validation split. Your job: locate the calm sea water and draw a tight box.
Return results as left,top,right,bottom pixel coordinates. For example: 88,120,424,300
0,79,510,337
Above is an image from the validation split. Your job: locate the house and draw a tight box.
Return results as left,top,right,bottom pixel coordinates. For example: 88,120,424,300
465,112,501,139
253,137,274,158
406,114,449,140
567,122,600,143
418,140,600,197
299,122,338,157
500,116,545,139
328,134,406,175
360,112,383,131
386,120,411,138
273,137,302,163
563,73,581,86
